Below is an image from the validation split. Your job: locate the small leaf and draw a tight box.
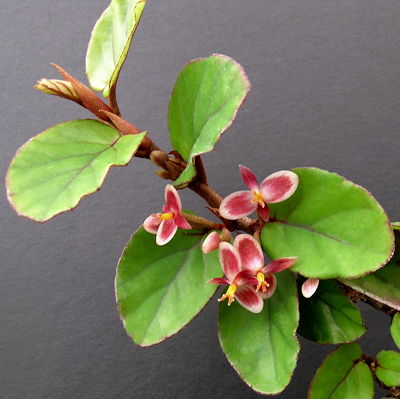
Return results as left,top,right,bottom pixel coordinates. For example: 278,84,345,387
309,343,374,399
261,168,394,279
376,350,400,387
391,314,400,349
7,120,145,222
168,54,250,187
218,271,299,395
298,279,366,344
116,227,222,347
86,0,146,97
341,231,400,311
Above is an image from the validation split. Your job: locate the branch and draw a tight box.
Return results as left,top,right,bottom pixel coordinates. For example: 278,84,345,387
341,284,397,317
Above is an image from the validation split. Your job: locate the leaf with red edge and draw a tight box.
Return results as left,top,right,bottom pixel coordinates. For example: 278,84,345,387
7,120,146,222
116,226,222,346
168,54,250,188
308,343,374,399
218,270,299,395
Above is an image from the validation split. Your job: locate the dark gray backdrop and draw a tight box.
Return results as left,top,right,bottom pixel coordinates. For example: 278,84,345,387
2,0,400,398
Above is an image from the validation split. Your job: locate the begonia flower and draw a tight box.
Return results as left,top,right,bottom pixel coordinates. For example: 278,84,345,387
219,165,299,221
143,184,191,245
301,278,320,298
234,234,297,298
209,242,263,313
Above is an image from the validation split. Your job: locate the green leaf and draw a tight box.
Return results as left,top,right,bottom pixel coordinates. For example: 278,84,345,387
86,0,146,97
341,231,400,311
261,168,394,279
309,343,374,399
7,120,145,222
168,54,250,187
218,271,299,395
115,227,222,347
391,314,400,349
376,350,400,387
298,279,366,344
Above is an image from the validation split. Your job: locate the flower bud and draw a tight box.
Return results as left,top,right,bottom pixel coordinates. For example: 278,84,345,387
35,79,81,104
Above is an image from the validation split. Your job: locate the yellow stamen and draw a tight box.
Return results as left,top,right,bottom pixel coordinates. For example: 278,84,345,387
256,272,270,293
159,212,174,221
218,284,237,306
252,191,265,207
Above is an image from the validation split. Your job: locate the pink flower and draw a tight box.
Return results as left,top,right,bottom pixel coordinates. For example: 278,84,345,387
143,184,191,245
209,233,297,313
301,278,320,298
209,242,262,313
219,165,299,221
233,234,297,297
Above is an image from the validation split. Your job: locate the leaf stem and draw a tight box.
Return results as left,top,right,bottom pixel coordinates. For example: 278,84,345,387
109,83,121,116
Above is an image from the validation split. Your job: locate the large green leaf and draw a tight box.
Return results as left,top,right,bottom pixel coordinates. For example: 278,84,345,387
298,279,366,344
376,350,400,387
7,120,145,222
168,54,250,187
308,343,374,399
116,227,222,347
86,0,146,97
391,313,400,349
218,271,299,395
261,168,393,279
341,231,400,311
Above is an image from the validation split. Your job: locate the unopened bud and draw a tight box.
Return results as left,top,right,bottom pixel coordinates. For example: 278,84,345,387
221,228,232,242
150,151,168,168
155,170,171,180
35,79,81,104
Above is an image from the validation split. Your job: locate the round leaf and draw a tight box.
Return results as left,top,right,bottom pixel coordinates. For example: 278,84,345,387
218,270,299,395
7,120,145,222
116,227,222,347
309,343,374,399
86,0,146,97
376,350,400,387
168,54,250,187
299,279,366,344
391,314,400,349
261,168,394,279
341,231,400,311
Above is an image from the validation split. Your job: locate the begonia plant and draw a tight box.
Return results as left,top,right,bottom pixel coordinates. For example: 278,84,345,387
6,0,400,397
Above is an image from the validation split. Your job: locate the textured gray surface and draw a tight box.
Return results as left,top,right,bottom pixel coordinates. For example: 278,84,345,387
1,0,400,397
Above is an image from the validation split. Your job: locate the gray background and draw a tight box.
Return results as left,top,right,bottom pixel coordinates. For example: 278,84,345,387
1,0,400,398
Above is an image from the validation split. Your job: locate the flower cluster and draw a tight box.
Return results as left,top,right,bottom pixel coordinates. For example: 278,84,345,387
143,166,307,312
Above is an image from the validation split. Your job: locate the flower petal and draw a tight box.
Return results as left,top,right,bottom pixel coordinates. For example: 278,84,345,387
218,242,242,281
156,219,178,245
260,170,299,203
234,234,264,273
173,214,192,230
208,277,229,285
257,203,270,222
260,273,277,299
202,231,222,254
143,214,161,234
233,270,259,286
239,164,259,191
219,190,256,220
165,184,182,214
301,278,320,298
235,285,264,313
262,257,297,274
